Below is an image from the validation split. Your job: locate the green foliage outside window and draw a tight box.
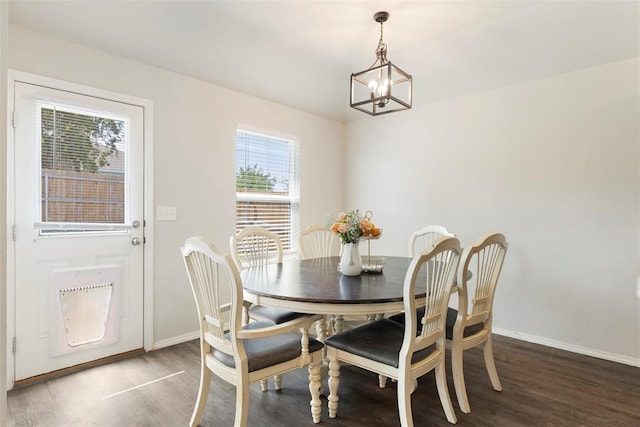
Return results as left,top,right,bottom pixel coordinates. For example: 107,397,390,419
41,108,123,173
236,163,276,192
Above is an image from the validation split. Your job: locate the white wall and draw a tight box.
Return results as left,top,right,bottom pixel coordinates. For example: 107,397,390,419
8,26,344,345
345,58,640,364
1,0,9,419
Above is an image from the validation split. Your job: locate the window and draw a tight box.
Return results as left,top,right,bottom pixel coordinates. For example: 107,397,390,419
235,128,300,254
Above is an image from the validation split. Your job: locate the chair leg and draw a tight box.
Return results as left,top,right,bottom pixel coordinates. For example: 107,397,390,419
435,357,458,424
327,358,340,419
273,375,283,390
260,379,268,391
397,373,414,427
483,335,503,391
451,341,470,414
378,374,388,388
308,361,322,423
235,378,250,427
189,363,211,427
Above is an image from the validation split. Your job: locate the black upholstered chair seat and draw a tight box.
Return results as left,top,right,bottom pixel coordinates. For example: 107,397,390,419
390,307,484,339
445,307,484,339
214,321,324,372
248,305,309,324
325,319,435,368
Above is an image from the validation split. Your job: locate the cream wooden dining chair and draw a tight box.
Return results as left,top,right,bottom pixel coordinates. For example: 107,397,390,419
408,225,455,257
384,225,456,327
325,237,462,426
446,232,508,414
299,223,345,335
299,223,340,260
230,226,323,388
230,226,313,323
182,236,324,426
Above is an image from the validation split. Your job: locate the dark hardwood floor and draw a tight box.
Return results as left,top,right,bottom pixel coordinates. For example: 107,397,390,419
7,335,640,426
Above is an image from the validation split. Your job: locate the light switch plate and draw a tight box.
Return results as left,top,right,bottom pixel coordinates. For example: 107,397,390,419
156,206,177,221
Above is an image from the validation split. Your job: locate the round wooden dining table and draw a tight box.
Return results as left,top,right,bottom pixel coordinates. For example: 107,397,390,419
239,255,440,339
240,256,425,318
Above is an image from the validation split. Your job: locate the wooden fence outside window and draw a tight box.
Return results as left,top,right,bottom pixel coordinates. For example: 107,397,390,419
235,200,292,251
41,169,124,224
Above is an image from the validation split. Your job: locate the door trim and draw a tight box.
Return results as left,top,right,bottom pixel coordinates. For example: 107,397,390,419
6,69,154,389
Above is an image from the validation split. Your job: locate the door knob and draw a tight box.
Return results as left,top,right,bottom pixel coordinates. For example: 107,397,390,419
131,237,142,246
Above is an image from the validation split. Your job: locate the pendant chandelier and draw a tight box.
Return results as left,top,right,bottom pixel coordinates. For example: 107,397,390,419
350,11,412,116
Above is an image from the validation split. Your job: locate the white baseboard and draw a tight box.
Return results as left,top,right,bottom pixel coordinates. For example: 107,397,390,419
493,328,640,368
151,331,199,351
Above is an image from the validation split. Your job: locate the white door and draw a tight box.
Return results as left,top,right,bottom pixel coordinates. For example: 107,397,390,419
11,80,145,382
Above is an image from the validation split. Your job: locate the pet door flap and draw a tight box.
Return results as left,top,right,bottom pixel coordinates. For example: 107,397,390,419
59,282,113,347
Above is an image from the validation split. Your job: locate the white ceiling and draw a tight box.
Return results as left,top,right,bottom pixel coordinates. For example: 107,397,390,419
8,1,639,123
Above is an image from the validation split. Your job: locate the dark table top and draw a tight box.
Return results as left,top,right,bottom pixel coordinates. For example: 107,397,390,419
240,256,423,305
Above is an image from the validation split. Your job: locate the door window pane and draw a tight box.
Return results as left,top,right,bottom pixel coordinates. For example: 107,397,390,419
40,105,126,227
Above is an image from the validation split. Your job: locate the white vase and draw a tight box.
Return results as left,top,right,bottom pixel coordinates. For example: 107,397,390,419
340,242,362,276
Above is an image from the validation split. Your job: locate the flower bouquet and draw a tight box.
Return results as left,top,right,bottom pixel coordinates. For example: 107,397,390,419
328,210,383,275
328,210,381,244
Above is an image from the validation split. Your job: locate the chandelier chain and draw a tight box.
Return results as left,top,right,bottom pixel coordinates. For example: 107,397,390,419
369,20,388,69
